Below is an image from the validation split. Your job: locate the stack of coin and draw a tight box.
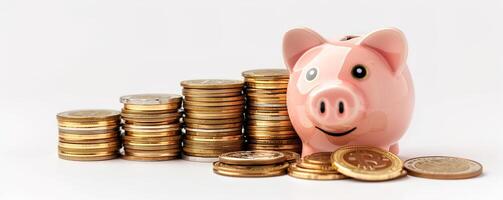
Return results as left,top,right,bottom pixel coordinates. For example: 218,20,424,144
120,94,183,161
288,152,346,180
57,109,121,161
242,69,301,153
181,79,245,162
213,150,289,177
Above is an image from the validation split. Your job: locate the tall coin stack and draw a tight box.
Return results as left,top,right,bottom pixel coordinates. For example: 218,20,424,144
57,109,121,161
120,94,183,161
181,79,245,162
242,69,301,153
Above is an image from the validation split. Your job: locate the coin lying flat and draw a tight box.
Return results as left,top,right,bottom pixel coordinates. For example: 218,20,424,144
182,154,219,163
213,161,289,177
181,79,244,89
57,109,121,122
242,69,289,79
120,93,182,105
219,150,286,165
288,164,347,180
331,146,403,181
403,156,482,180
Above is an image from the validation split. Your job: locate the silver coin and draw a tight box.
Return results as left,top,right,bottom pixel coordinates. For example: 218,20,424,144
120,93,182,105
182,154,219,163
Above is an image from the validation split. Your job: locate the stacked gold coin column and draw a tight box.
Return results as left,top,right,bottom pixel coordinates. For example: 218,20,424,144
242,69,302,153
120,94,183,161
57,109,121,161
181,79,245,162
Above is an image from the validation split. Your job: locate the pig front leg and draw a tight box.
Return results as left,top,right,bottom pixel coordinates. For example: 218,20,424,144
389,143,399,155
301,144,317,158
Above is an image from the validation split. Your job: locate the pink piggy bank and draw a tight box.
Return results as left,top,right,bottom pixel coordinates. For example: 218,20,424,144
283,27,414,157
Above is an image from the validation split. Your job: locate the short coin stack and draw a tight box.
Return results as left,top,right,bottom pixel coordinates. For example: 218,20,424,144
289,152,346,180
120,94,183,161
242,69,301,153
57,109,121,161
181,79,245,162
213,150,289,177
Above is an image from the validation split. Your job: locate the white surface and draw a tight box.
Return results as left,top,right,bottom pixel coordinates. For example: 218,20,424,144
1,0,502,199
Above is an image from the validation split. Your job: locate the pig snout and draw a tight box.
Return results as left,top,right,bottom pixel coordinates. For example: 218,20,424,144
306,82,365,130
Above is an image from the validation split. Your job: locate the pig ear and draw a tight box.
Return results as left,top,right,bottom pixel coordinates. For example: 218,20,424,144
357,28,408,74
283,28,326,73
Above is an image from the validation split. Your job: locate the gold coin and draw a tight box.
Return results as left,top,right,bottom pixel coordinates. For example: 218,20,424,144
247,96,287,102
58,127,120,134
183,139,243,145
246,88,288,94
184,117,243,125
122,155,178,161
247,120,292,127
248,143,301,150
58,151,118,161
123,135,181,142
58,137,119,144
288,164,347,180
246,115,290,121
183,106,243,113
121,108,174,114
183,100,244,107
247,138,301,145
183,147,241,155
185,127,242,133
247,103,287,108
58,120,120,128
123,140,180,146
57,109,121,122
305,152,332,165
246,106,288,112
246,129,297,135
123,123,180,130
219,150,286,165
182,151,223,158
121,111,180,119
214,168,286,177
403,156,482,180
185,123,242,130
125,130,180,137
331,145,403,181
184,112,243,120
183,91,243,98
120,93,182,105
184,134,243,142
125,149,180,157
246,135,299,140
244,78,289,84
213,161,289,174
58,145,119,153
246,82,289,89
181,79,244,89
242,69,289,79
183,88,243,94
246,126,295,131
59,132,118,140
246,109,289,116
183,143,243,150
246,92,287,98
292,162,339,174
282,151,301,163
123,119,180,125
124,143,180,151
124,103,180,111
58,141,119,150
297,161,336,171
185,130,242,137
184,96,244,102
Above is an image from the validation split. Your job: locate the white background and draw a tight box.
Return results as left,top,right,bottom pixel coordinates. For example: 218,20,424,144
1,0,502,199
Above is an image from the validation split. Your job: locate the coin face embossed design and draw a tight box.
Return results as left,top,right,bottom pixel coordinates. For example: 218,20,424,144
304,152,332,165
219,150,286,165
120,93,182,105
404,156,482,179
331,146,403,181
343,150,392,171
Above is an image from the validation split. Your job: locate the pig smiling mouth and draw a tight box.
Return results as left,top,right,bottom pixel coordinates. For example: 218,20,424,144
315,126,357,137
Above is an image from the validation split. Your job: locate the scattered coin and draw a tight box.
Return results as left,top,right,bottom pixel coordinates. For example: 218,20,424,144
219,150,286,165
331,146,403,181
403,156,483,180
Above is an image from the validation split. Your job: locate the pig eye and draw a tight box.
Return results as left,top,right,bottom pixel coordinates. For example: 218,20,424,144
351,65,367,79
305,67,318,81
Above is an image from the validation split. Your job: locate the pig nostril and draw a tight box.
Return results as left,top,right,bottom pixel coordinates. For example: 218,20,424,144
338,101,344,114
320,101,326,114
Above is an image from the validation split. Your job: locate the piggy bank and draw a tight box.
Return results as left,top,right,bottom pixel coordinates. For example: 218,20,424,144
283,27,414,157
